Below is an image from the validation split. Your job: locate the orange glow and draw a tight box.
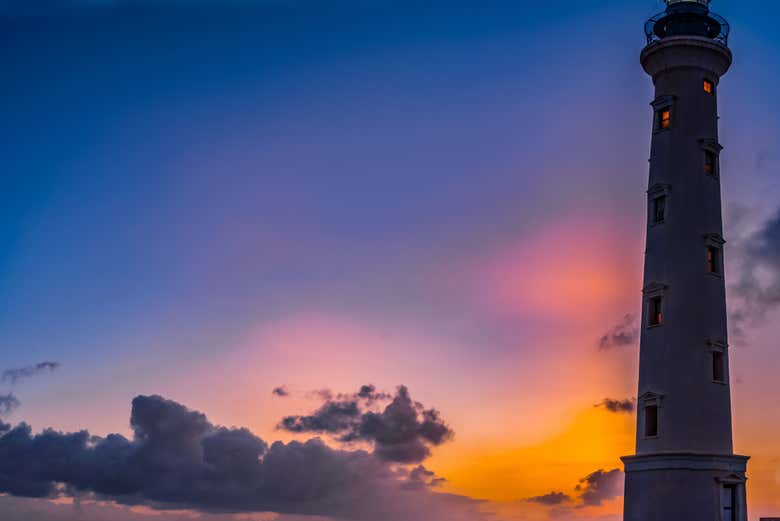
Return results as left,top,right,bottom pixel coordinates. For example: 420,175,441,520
430,406,634,506
704,80,714,94
660,109,671,129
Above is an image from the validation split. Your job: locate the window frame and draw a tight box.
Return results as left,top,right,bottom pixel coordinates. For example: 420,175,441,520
651,95,676,134
700,139,723,179
704,234,726,278
707,339,729,385
713,351,726,383
643,282,668,329
648,184,672,228
638,391,664,440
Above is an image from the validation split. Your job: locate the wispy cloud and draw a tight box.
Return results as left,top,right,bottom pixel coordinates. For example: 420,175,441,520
595,398,635,414
1,362,60,385
0,394,21,416
598,314,639,351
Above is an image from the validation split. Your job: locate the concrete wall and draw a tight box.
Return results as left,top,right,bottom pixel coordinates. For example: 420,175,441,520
636,36,734,455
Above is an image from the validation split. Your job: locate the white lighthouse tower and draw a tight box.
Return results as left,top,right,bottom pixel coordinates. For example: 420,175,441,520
622,1,749,520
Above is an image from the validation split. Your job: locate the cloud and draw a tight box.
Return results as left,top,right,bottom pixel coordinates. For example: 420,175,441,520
729,210,780,339
595,398,635,414
279,385,453,464
598,314,638,350
0,394,487,521
525,492,572,506
530,469,623,511
1,362,60,385
575,469,623,507
402,465,447,490
272,386,290,397
0,393,21,416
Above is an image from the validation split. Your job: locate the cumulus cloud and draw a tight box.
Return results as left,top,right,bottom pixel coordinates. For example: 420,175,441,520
730,210,780,339
525,492,572,506
598,314,639,350
0,394,486,521
575,469,623,507
595,398,635,414
1,361,60,385
280,385,453,464
0,393,21,416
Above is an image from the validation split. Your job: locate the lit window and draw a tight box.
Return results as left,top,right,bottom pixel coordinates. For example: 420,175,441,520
707,246,722,274
713,351,726,382
705,150,717,176
659,109,671,130
704,80,714,94
645,405,658,437
648,296,663,326
652,196,667,224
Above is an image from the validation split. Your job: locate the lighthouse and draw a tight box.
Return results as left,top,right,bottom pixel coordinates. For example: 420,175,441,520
621,1,749,520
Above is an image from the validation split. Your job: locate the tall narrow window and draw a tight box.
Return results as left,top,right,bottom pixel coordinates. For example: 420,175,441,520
721,485,736,521
708,246,722,274
713,351,726,382
653,195,667,224
705,149,717,176
659,108,671,130
645,405,658,437
649,296,663,326
704,79,715,95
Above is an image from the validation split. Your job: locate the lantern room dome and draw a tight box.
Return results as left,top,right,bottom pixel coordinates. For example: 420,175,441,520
645,0,729,47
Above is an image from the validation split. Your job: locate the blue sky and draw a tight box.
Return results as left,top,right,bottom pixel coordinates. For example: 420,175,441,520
2,1,780,520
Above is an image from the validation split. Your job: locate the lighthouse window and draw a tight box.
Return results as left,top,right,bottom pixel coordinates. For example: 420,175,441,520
648,296,663,326
713,351,726,382
721,485,737,521
658,108,671,130
707,246,722,274
705,150,718,176
652,195,667,224
645,405,659,437
704,79,715,94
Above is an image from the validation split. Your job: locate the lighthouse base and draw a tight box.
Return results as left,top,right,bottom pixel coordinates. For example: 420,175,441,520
622,453,749,521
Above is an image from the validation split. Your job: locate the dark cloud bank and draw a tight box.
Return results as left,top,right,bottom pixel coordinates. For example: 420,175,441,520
730,210,780,339
0,386,486,521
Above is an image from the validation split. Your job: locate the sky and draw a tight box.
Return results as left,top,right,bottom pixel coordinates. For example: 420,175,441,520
1,0,780,520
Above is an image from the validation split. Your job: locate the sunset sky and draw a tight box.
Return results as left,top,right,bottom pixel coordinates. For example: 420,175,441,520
2,1,780,520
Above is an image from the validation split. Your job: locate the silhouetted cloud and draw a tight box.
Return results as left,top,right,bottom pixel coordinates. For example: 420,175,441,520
598,314,639,350
402,465,447,490
730,210,780,339
0,394,485,521
525,492,572,506
1,362,60,385
595,398,635,414
575,469,623,506
280,385,453,464
0,394,21,416
272,386,290,397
